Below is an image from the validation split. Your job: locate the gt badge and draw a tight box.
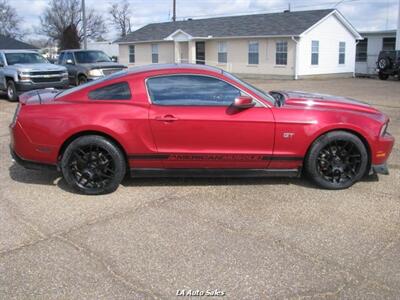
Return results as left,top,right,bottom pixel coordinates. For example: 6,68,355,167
283,132,295,139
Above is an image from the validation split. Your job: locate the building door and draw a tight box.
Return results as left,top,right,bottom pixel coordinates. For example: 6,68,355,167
195,42,205,64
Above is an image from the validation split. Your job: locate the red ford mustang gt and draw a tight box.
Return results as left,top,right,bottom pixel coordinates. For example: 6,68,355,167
10,64,394,195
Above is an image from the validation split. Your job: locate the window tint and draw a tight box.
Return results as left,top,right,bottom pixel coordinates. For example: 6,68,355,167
58,52,65,64
147,75,241,106
88,82,131,100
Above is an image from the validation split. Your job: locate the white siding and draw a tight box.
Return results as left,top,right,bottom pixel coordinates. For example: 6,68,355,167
87,42,119,57
297,14,356,76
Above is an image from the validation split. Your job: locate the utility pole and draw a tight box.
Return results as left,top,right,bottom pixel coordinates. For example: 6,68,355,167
396,0,400,50
82,0,87,49
172,0,176,22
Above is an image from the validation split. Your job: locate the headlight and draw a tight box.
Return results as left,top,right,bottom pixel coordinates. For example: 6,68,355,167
380,121,389,136
88,69,103,77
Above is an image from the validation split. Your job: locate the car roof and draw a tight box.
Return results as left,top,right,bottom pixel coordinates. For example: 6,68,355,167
1,50,39,54
124,63,224,75
61,49,106,53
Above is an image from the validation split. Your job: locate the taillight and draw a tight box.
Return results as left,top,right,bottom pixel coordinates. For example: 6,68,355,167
10,103,21,128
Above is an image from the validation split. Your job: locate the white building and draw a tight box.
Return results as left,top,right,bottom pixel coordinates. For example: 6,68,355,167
116,9,362,79
355,30,397,75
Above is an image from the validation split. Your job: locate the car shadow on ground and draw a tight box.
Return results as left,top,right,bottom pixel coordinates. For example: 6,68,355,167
9,163,380,194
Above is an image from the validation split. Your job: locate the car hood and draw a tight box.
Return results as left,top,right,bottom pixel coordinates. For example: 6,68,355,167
274,90,380,114
80,62,126,69
10,63,66,72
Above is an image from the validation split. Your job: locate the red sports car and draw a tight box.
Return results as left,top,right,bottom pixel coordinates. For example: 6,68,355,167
10,64,394,195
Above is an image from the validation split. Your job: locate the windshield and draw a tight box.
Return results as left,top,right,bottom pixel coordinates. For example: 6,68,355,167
223,71,275,104
74,51,111,64
5,52,49,65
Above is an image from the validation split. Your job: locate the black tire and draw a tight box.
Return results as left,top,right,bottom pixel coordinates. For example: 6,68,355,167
61,135,126,195
378,57,391,70
305,131,368,190
77,75,87,86
6,80,18,101
378,72,389,80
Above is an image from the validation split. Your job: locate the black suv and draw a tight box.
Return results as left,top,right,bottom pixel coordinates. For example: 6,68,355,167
376,50,400,80
58,50,127,86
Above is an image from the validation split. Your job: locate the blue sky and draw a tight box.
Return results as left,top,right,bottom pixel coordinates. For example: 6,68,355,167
11,0,400,40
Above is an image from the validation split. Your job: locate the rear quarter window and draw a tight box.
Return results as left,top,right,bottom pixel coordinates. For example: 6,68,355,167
88,82,131,100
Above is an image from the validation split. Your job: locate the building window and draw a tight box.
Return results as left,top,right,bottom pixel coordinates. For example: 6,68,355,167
218,41,227,64
339,42,346,64
382,37,396,51
248,41,259,65
151,44,159,63
311,40,319,65
356,39,368,62
276,41,287,65
129,45,135,63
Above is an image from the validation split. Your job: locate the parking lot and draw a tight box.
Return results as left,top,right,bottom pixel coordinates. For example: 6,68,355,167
0,78,399,299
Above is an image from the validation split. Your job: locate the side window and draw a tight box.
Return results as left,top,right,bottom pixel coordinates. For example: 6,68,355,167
129,45,135,63
147,75,241,106
65,52,74,64
58,52,65,64
88,82,131,100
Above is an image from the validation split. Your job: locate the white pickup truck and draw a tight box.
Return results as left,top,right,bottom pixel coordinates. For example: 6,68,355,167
0,50,69,101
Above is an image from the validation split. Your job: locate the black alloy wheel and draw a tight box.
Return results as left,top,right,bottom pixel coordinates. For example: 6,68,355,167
305,131,368,189
61,135,126,195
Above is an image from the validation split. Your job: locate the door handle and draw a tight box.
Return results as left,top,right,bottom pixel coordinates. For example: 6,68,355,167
155,115,178,122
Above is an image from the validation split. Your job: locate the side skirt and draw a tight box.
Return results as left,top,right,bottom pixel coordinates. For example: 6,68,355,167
130,168,301,178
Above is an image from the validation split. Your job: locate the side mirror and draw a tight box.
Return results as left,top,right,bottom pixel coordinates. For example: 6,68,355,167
111,56,117,62
233,95,255,109
0,62,4,68
66,59,74,65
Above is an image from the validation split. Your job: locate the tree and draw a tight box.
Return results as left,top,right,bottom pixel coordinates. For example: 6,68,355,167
39,0,106,47
108,0,132,38
60,24,80,50
0,0,23,38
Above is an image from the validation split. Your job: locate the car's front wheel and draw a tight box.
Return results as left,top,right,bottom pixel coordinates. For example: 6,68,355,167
61,135,126,195
305,131,368,189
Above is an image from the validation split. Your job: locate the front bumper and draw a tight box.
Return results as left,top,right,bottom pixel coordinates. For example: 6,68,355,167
15,79,69,92
371,163,389,175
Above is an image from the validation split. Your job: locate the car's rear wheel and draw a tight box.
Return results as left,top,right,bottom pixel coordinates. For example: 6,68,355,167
6,80,18,101
61,135,126,195
305,131,368,189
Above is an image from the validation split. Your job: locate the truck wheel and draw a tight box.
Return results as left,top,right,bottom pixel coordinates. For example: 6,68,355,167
77,75,87,86
378,57,391,70
61,135,126,195
305,131,368,190
378,72,389,80
6,80,18,101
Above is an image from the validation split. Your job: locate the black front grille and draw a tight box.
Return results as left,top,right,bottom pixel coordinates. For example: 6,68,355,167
28,71,64,76
102,68,123,76
32,77,62,83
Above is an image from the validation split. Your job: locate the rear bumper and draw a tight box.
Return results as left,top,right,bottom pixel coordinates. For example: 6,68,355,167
10,147,57,171
15,79,69,92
